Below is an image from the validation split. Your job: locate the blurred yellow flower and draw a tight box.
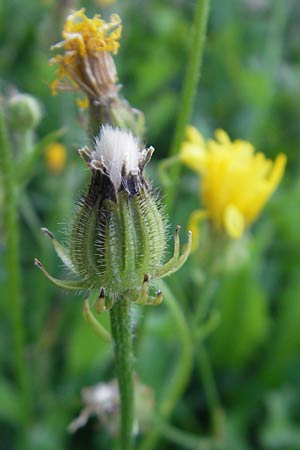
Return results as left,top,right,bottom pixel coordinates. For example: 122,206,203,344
45,142,67,173
50,8,121,101
181,126,286,244
76,96,89,109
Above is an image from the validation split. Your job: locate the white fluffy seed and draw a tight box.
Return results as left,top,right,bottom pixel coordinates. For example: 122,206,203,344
93,125,141,189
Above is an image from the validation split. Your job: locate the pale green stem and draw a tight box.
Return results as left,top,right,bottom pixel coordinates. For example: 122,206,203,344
196,343,224,438
21,129,34,155
138,280,193,450
110,299,135,450
17,128,65,188
155,420,214,450
0,105,31,445
192,277,224,438
166,0,210,210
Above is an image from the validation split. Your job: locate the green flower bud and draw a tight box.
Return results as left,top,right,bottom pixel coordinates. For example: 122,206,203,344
72,126,165,299
7,93,42,132
36,126,191,308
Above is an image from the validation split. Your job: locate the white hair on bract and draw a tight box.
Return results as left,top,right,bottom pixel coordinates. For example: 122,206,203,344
93,125,141,189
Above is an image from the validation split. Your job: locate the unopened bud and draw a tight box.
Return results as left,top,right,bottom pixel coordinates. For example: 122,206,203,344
7,93,42,132
71,126,165,300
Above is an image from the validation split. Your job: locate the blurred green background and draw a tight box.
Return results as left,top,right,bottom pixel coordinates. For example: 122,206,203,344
1,0,300,449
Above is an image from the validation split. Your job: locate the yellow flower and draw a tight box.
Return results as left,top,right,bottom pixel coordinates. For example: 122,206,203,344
50,9,121,102
45,142,67,173
181,126,286,244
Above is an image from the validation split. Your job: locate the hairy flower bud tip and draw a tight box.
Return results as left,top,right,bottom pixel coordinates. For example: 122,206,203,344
41,227,55,240
34,258,43,269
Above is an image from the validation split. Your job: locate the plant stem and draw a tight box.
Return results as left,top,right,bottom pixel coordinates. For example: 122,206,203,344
137,280,193,450
166,0,210,210
0,104,31,445
110,298,134,450
155,420,214,450
192,275,224,438
196,343,224,438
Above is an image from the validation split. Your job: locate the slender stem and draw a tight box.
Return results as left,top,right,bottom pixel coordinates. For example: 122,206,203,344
166,0,210,210
0,104,31,444
155,420,214,450
196,343,224,437
17,128,65,188
191,272,224,438
137,280,193,450
110,299,134,450
192,276,224,438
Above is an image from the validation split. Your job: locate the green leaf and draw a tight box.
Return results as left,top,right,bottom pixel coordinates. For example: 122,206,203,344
0,378,20,424
66,308,111,375
209,266,270,368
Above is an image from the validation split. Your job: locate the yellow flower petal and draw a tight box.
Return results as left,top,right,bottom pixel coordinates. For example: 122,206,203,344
268,153,287,190
186,126,205,147
181,125,286,241
223,205,245,239
180,143,205,173
215,129,231,145
50,9,121,96
76,97,89,109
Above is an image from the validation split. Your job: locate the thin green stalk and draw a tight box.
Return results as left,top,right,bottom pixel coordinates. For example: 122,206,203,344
110,298,134,450
166,0,210,210
155,420,214,450
192,276,224,439
17,128,65,188
138,280,193,450
0,105,31,444
196,343,224,438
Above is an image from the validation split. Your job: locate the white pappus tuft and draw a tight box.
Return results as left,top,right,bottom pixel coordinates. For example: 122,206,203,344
93,125,141,189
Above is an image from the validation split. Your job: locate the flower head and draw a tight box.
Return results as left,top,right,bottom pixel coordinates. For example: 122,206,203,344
181,126,286,242
50,9,121,102
44,142,67,173
7,93,42,132
68,378,154,435
36,127,191,307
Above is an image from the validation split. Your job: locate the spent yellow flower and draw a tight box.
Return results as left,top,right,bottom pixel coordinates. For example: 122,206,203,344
45,142,67,173
50,9,121,102
181,126,286,244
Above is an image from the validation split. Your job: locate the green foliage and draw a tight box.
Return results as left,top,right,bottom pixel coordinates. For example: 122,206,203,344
1,0,300,449
209,263,270,369
0,379,20,425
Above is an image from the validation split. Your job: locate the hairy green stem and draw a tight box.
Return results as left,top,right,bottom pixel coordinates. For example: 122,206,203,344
110,299,134,450
138,280,193,450
0,105,31,445
166,0,210,210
